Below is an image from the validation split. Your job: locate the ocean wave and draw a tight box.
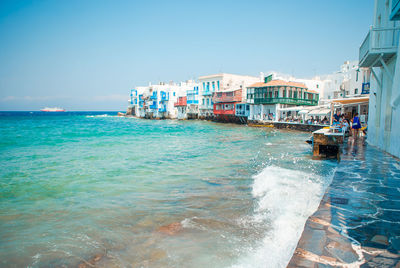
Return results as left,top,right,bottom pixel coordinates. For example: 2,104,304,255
233,165,334,268
86,114,116,118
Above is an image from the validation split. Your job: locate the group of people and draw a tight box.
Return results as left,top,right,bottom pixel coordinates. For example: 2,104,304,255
332,110,363,137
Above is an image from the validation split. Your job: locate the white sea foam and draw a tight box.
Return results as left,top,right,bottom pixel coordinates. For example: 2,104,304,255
233,165,334,268
86,114,114,118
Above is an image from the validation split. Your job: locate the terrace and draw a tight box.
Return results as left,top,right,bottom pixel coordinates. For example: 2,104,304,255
212,89,242,103
359,27,400,67
174,96,187,107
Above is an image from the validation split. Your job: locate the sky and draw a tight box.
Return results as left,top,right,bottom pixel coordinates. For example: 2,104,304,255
0,0,374,111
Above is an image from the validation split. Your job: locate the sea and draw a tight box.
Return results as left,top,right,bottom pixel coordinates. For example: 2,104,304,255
0,111,337,267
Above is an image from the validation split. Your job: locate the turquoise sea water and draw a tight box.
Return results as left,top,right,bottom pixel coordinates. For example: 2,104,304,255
0,112,337,267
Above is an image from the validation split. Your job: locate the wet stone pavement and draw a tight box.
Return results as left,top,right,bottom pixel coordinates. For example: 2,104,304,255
288,137,400,267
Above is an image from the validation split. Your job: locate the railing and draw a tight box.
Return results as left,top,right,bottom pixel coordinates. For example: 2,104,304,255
150,92,158,100
254,97,318,106
174,97,187,107
199,104,213,110
359,27,400,64
201,90,212,96
187,99,199,105
187,89,199,95
160,91,168,101
391,0,400,20
235,110,250,116
213,93,242,103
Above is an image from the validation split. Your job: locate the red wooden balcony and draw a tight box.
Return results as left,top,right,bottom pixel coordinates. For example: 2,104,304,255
213,103,235,115
212,89,242,103
174,96,187,107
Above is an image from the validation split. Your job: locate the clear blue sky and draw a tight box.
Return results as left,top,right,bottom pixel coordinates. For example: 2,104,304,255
0,0,373,111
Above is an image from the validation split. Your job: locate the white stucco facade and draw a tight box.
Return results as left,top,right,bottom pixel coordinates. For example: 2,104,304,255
198,73,260,117
361,0,400,158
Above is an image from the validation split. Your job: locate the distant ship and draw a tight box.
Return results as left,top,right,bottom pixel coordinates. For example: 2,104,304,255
40,107,66,112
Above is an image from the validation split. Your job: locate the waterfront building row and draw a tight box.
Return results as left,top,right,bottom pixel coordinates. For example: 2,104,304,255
128,73,325,122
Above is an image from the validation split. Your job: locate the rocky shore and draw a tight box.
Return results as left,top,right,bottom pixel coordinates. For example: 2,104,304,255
288,137,400,267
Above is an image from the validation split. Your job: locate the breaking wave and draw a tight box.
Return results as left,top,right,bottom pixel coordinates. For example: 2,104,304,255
233,165,334,268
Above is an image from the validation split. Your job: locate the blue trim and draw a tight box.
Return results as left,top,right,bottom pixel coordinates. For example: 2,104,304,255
150,91,158,100
391,0,400,20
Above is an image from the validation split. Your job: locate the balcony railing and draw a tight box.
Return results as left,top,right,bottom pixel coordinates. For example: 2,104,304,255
174,97,187,107
235,110,250,116
187,99,199,105
160,91,168,101
253,97,318,106
187,89,199,95
213,91,242,103
201,90,212,96
359,27,400,67
199,104,213,110
150,92,158,100
391,0,400,20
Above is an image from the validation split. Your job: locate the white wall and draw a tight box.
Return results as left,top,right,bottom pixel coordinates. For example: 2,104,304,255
366,0,400,158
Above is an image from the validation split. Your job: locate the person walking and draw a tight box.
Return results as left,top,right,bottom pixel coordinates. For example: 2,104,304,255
352,113,362,138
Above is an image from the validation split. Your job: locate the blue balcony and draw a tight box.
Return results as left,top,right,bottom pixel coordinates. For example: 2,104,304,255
187,99,199,105
202,90,212,96
160,91,168,101
150,91,158,100
391,0,400,20
359,27,400,67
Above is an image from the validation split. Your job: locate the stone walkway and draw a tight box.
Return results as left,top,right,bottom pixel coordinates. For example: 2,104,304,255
288,137,400,267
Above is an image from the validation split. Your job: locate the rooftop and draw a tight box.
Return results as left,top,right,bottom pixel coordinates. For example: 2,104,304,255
248,80,308,89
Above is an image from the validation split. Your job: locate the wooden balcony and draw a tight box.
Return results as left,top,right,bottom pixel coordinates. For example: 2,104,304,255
359,27,400,67
174,96,187,107
213,103,235,115
212,89,242,103
253,97,318,106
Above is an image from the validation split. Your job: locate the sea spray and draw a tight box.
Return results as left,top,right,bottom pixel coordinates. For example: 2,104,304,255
233,165,335,268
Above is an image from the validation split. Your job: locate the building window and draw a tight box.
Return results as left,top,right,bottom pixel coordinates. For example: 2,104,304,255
217,81,220,90
212,81,215,90
202,99,205,105
355,88,358,94
283,90,286,98
289,90,292,98
274,91,278,98
207,82,210,91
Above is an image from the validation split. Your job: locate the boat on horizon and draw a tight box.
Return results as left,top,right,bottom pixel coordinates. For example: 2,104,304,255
40,107,66,112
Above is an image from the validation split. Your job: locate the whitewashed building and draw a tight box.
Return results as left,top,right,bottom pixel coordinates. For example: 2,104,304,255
246,79,319,122
130,81,194,119
198,73,260,118
359,0,400,158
